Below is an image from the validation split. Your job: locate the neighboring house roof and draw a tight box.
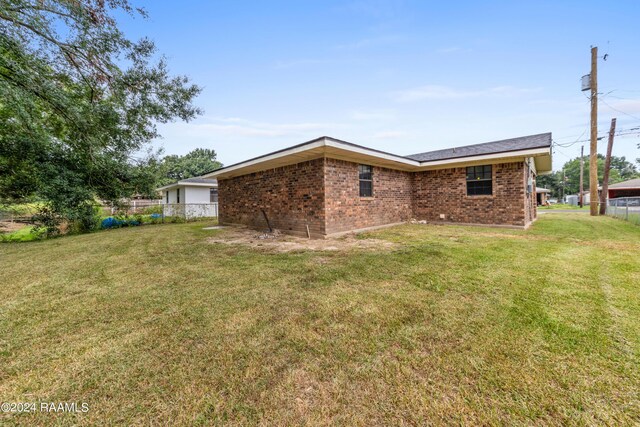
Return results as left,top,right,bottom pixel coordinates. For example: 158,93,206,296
607,178,640,189
406,133,552,162
179,177,219,185
536,187,550,193
203,134,553,180
156,177,218,192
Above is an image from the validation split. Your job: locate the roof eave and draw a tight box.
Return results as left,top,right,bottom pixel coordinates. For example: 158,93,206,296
203,137,553,179
156,181,218,192
203,137,421,179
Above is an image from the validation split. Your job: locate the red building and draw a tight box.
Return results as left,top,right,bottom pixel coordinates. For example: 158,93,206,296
204,134,552,238
607,178,640,199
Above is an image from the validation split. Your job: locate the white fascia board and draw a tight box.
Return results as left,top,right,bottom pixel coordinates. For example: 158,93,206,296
416,147,551,169
156,184,176,192
203,139,327,178
178,182,218,188
156,182,216,192
202,137,551,179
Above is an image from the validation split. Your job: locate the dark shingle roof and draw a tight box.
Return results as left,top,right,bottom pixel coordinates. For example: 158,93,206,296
405,133,552,162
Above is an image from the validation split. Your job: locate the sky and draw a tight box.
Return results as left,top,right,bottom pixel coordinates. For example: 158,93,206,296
119,0,640,171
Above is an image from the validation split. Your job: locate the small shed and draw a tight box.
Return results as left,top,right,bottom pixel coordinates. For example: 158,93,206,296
156,177,218,218
536,187,550,205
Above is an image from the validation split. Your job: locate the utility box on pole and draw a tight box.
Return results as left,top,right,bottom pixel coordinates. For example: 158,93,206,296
581,74,591,91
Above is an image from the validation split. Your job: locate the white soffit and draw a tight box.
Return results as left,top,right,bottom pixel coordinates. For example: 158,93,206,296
204,137,552,178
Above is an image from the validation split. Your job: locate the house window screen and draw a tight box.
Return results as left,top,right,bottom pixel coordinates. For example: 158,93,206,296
359,165,373,197
177,188,180,203
210,188,218,203
466,165,492,196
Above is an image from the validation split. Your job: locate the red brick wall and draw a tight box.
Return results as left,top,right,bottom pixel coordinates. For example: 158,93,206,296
324,158,413,234
413,162,528,226
218,158,326,237
220,157,533,237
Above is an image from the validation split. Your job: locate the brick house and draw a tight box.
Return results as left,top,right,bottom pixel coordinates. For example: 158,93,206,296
203,133,552,238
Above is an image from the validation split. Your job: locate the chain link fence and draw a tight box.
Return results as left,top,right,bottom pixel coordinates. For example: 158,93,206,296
606,197,640,225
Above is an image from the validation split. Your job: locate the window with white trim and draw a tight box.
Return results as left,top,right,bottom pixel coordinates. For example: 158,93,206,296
359,165,373,197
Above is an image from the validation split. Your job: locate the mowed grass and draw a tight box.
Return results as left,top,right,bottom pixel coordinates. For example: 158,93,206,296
1,215,639,425
538,203,590,210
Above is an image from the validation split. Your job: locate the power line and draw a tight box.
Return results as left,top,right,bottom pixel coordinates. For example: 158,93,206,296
553,130,640,146
599,97,640,122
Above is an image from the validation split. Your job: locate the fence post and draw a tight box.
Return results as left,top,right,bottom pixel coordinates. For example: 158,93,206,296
626,204,629,221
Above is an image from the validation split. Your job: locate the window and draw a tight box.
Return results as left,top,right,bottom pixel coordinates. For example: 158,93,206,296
210,188,218,203
466,165,492,196
359,165,373,197
166,191,169,203
177,188,180,203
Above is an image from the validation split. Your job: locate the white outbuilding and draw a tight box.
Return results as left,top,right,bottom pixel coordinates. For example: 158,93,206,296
156,177,218,218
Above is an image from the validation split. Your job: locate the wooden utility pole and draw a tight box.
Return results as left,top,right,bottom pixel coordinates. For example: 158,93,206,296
589,46,599,215
561,168,566,202
579,145,584,207
599,118,617,215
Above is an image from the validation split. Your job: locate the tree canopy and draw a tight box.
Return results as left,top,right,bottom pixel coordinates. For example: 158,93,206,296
157,148,222,188
0,0,202,231
537,155,639,198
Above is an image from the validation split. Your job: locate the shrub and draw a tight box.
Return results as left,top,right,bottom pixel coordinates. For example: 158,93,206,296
32,205,62,237
142,205,163,215
73,203,103,233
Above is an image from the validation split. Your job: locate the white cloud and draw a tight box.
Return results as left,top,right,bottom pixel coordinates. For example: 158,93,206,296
170,117,340,138
391,85,540,102
371,131,407,139
349,109,396,120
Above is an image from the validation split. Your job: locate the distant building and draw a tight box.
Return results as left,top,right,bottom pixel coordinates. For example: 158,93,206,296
536,187,550,205
156,177,218,218
605,178,640,199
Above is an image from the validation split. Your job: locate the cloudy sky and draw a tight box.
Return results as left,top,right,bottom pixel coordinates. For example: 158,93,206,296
121,0,640,170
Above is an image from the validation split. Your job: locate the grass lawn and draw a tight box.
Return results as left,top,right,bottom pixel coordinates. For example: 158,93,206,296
538,203,590,210
0,226,46,243
1,215,639,425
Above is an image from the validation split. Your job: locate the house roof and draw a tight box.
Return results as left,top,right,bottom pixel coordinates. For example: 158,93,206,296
406,133,552,162
180,177,218,185
607,178,640,189
156,177,218,192
203,134,553,180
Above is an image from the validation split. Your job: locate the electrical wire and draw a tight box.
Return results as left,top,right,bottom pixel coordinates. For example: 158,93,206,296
599,98,640,122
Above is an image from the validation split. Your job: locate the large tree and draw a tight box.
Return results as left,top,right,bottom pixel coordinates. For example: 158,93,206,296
0,0,201,231
157,148,223,188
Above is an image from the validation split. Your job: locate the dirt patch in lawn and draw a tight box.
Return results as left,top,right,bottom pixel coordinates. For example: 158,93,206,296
207,227,397,252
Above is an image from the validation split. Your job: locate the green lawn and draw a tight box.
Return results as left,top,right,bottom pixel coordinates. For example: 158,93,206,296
1,215,639,425
538,203,590,210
